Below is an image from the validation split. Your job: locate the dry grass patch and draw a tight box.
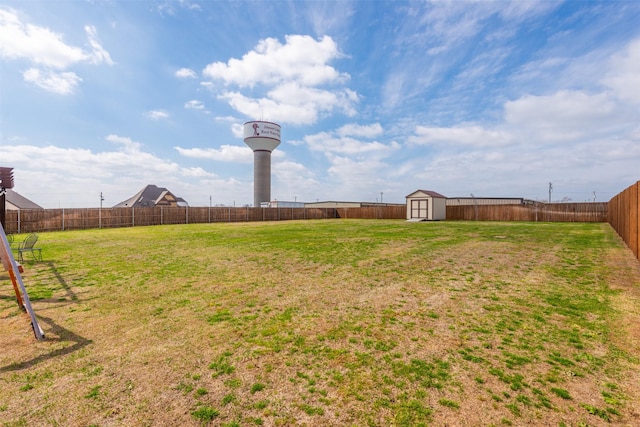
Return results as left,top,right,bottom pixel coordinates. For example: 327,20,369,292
1,220,639,426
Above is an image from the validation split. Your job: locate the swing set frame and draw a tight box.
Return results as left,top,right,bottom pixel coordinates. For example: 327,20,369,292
0,222,45,340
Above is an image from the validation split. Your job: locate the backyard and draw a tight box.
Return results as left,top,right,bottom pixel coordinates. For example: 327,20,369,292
1,220,639,426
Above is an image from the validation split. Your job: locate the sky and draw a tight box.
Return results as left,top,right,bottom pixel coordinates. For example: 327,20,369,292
1,0,639,208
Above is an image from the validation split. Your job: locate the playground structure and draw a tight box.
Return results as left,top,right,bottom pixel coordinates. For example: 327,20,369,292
0,223,44,340
0,166,44,340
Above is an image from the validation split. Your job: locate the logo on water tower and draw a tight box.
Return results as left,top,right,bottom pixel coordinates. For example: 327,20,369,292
253,123,260,136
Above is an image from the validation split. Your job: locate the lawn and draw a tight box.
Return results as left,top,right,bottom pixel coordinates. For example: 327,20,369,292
1,220,639,426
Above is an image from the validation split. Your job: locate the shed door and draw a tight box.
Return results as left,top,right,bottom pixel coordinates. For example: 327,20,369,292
411,199,428,219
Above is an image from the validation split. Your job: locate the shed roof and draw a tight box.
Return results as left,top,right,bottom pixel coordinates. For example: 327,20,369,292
405,190,447,199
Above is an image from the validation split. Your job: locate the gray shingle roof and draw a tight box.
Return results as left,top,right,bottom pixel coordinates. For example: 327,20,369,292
5,189,44,209
113,185,188,208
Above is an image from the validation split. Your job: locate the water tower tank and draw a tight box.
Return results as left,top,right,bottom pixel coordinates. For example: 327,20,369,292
243,121,281,207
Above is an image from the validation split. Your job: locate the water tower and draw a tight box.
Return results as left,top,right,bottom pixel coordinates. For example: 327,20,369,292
243,121,281,207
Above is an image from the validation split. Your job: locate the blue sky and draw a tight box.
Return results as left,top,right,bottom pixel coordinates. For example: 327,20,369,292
1,0,639,208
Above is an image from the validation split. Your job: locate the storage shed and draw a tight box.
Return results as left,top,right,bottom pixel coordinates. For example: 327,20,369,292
405,190,447,221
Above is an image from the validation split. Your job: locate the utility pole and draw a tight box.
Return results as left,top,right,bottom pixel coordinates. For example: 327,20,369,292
548,182,553,203
380,192,383,204
99,192,104,228
471,193,478,221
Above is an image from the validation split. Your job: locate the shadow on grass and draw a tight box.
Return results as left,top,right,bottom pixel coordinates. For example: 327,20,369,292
0,314,92,373
0,261,92,372
43,260,78,302
1,261,82,305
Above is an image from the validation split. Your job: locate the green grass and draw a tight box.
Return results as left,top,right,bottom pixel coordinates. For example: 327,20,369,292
550,387,572,400
0,220,638,426
191,406,219,422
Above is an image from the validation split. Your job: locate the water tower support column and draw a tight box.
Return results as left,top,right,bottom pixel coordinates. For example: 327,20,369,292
243,121,281,207
254,150,272,207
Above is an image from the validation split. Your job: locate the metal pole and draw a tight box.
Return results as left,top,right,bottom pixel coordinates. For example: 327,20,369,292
471,193,478,221
0,188,6,230
0,224,45,340
99,192,104,229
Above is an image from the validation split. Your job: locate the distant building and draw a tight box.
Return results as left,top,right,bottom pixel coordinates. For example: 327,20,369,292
446,197,531,206
268,200,305,208
304,201,404,208
113,185,188,208
4,189,44,210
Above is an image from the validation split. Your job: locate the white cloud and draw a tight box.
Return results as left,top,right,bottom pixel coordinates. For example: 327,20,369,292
185,100,205,110
230,123,244,138
394,36,640,201
305,132,394,156
106,134,142,152
176,67,197,78
0,136,237,208
0,8,86,68
272,160,319,199
326,155,389,192
202,34,357,125
203,34,347,87
84,25,114,65
504,90,619,141
408,125,513,148
181,166,216,178
0,8,113,93
381,72,408,110
220,85,358,126
22,68,82,94
214,115,238,122
175,145,253,163
499,0,562,20
603,38,640,105
219,91,319,126
146,110,169,120
294,124,399,199
337,123,383,138
304,1,355,39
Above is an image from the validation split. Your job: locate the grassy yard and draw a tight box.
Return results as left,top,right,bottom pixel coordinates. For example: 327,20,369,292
1,220,639,426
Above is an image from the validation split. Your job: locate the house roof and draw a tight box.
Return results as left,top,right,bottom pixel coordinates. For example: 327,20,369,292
405,190,447,199
4,189,44,209
113,185,188,208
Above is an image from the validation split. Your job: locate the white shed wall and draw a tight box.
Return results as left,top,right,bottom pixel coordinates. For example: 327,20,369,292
432,198,446,220
405,190,446,220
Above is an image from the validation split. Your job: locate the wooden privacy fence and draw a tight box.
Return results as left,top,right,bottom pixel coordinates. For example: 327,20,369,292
608,181,640,261
446,202,608,222
3,201,619,234
3,205,407,234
